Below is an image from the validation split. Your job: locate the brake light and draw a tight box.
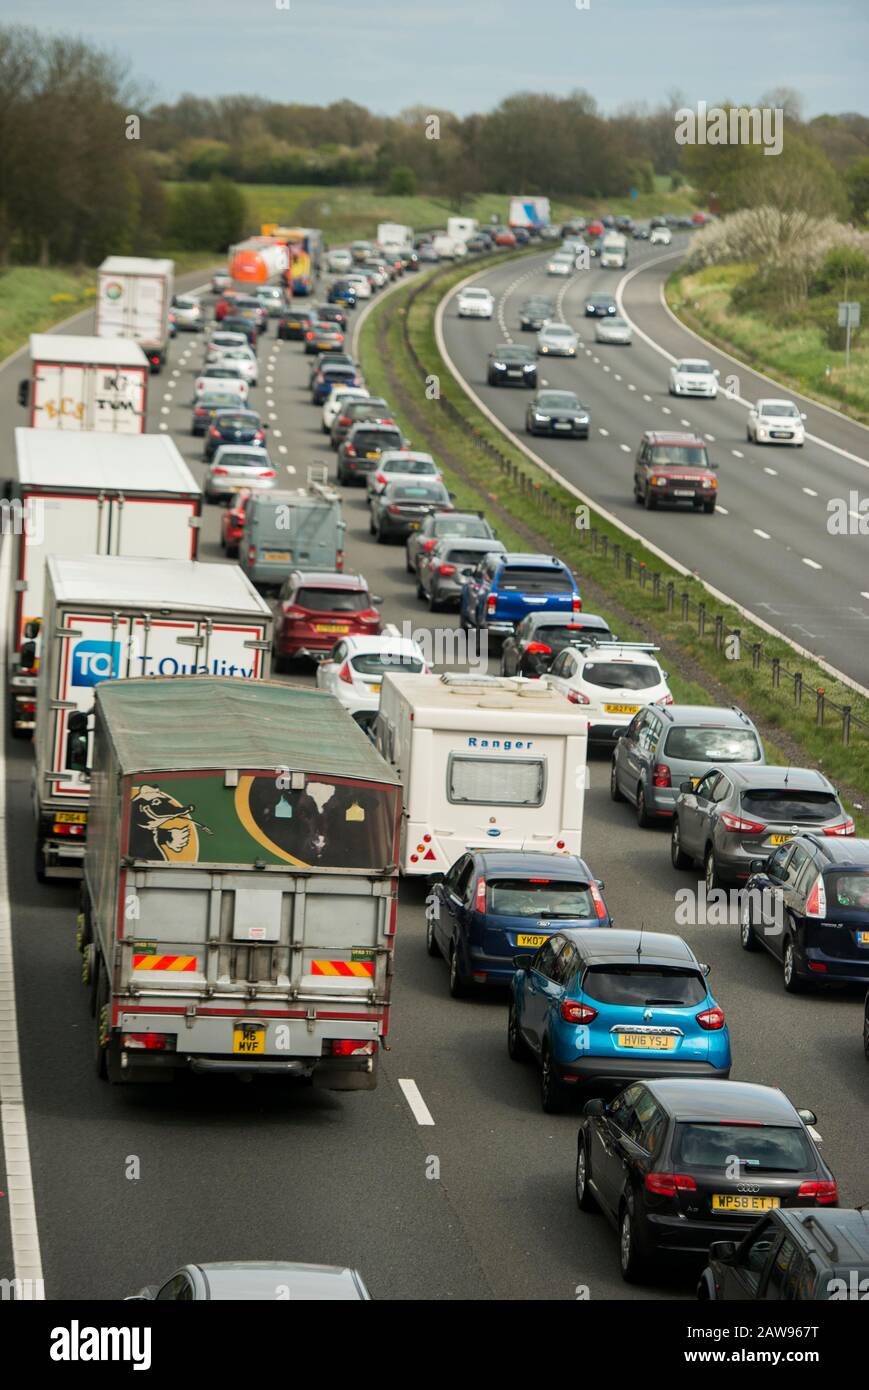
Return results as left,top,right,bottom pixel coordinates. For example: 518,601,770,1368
330,1039,375,1056
797,1180,838,1205
589,880,608,921
645,1172,697,1196
209,426,221,437
387,504,402,515
559,1000,597,1024
345,445,356,457
525,642,552,655
338,661,353,685
212,466,229,475
656,693,674,705
260,469,276,478
438,563,457,577
475,876,487,912
305,331,314,339
719,812,766,833
338,416,352,426
336,549,344,572
248,546,256,564
805,874,827,918
696,1006,725,1031
653,763,671,788
572,595,582,612
823,819,855,836
567,690,590,705
486,594,497,615
422,539,437,552
122,1033,170,1051
255,430,265,441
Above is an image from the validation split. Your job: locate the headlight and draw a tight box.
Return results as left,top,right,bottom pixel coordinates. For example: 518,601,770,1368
577,415,589,424
522,363,535,371
493,361,506,370
534,413,550,422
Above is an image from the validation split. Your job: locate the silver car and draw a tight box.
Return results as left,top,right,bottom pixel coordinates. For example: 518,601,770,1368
172,295,204,331
595,316,633,345
205,446,277,503
536,322,578,356
365,451,441,503
127,1261,370,1301
255,285,289,317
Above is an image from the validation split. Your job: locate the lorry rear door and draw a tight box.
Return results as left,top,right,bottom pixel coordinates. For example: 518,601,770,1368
110,495,198,560
19,494,106,651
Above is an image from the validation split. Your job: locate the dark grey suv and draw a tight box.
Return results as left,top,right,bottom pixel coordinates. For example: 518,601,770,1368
417,537,506,611
671,765,851,890
611,704,764,828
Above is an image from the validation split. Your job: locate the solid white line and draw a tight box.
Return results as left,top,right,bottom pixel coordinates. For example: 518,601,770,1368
716,505,729,515
619,443,631,452
0,539,45,1298
398,1078,435,1126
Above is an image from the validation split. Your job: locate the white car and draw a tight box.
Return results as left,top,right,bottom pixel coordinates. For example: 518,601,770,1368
316,632,430,714
193,367,249,402
327,249,354,273
211,346,258,386
546,642,672,743
595,316,633,345
322,386,369,433
343,273,372,299
747,398,807,446
211,272,232,295
172,295,204,330
456,287,494,319
365,451,442,503
536,322,578,356
205,331,250,363
669,358,719,397
546,254,574,276
649,227,672,246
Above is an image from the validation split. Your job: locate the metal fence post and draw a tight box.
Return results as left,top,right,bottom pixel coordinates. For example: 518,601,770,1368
842,706,851,746
816,688,825,727
698,602,706,638
794,672,802,707
771,657,780,689
667,582,674,613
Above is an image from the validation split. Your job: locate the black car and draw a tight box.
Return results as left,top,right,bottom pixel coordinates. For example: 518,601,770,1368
465,234,490,254
405,508,496,576
190,392,252,438
526,389,590,439
518,298,555,331
576,1079,836,1283
277,308,315,341
698,1206,869,1301
202,408,267,461
487,344,537,387
337,422,405,486
500,612,614,677
330,396,394,450
398,250,420,272
371,479,453,542
584,294,618,318
313,303,349,330
740,834,869,991
219,314,258,348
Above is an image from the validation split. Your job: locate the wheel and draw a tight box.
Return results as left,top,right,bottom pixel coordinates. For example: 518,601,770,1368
704,846,722,893
405,551,414,574
703,501,716,514
783,937,805,994
740,897,759,952
670,818,692,869
575,1138,598,1211
507,998,528,1061
540,1045,565,1114
425,909,440,958
610,757,625,802
636,786,652,828
448,941,468,999
746,428,752,442
633,487,643,505
272,649,288,675
94,962,109,1080
376,525,387,544
643,488,657,510
619,1196,649,1283
369,515,376,535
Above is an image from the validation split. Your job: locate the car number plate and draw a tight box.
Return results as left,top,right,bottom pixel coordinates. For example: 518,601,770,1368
315,623,349,633
54,811,88,824
673,489,695,497
507,369,522,376
858,932,869,946
770,431,791,439
232,1023,266,1055
517,933,548,948
617,1032,675,1050
408,521,420,530
554,421,572,430
604,703,640,714
366,451,380,459
768,834,793,845
369,683,381,694
712,1194,779,1213
263,551,290,562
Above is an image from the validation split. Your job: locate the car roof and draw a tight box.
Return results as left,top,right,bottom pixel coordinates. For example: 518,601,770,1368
643,431,707,446
559,928,696,965
724,765,830,790
196,1262,368,1301
526,612,610,630
212,445,268,459
578,647,660,666
342,634,424,655
644,1079,801,1124
473,850,592,878
350,421,401,434
663,704,754,727
291,570,368,588
787,1209,869,1262
798,835,869,865
499,553,569,568
757,398,797,408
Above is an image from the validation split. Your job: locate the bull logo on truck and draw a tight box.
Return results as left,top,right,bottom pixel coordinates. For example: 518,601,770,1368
128,785,211,862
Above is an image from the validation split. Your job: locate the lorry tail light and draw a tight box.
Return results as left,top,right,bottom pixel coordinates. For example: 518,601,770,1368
653,763,671,788
696,1006,725,1031
804,874,827,918
645,1172,697,1196
122,1033,173,1051
589,880,608,920
475,876,487,912
823,819,855,836
338,661,353,685
719,812,766,833
329,1039,375,1056
559,1000,597,1024
797,1180,838,1205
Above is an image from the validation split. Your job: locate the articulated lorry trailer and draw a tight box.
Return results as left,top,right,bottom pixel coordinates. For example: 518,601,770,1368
33,555,272,881
77,677,401,1087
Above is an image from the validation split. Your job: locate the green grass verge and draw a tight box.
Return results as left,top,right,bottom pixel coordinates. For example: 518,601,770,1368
359,261,869,832
666,264,869,425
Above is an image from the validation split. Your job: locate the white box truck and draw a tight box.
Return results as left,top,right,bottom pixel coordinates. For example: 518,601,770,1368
33,555,272,880
95,256,175,374
447,217,479,246
17,335,149,433
376,673,588,875
376,223,413,255
509,196,551,230
7,428,201,737
600,232,628,269
432,232,466,260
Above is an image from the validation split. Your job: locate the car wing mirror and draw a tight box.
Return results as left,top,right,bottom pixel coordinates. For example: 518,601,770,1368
17,379,30,408
512,953,535,972
796,1108,817,1127
370,594,383,605
583,1097,605,1118
679,780,695,793
749,857,767,874
699,962,711,978
709,1240,736,1264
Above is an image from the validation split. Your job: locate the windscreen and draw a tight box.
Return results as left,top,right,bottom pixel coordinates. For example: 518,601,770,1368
649,446,709,467
673,1124,813,1172
488,879,594,918
448,755,545,807
354,429,402,450
761,403,800,417
443,547,490,566
740,789,840,822
351,652,424,676
663,727,761,762
581,965,706,1006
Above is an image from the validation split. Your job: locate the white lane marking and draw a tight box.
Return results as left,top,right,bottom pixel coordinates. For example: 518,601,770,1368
286,465,296,474
704,433,715,441
716,505,729,514
661,406,671,414
160,406,170,415
269,412,278,421
0,538,45,1298
272,428,282,439
753,529,771,539
628,383,636,391
732,450,744,458
802,557,822,570
614,373,622,381
598,427,609,437
764,467,778,476
592,356,600,364
619,443,631,452
803,486,818,496
680,418,691,427
279,445,288,454
158,422,168,431
643,393,652,402
399,1078,435,1126
602,364,611,373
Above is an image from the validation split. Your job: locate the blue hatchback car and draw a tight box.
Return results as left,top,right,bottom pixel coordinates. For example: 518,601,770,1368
426,851,611,998
508,929,732,1112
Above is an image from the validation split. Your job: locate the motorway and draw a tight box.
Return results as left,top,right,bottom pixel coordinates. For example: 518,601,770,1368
439,239,869,690
1,262,867,1302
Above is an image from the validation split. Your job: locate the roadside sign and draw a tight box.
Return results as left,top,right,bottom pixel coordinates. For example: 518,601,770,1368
838,302,860,327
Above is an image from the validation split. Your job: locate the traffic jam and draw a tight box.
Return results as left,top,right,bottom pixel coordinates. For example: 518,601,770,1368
4,210,869,1324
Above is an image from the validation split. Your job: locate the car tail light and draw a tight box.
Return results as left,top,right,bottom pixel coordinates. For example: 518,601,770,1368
653,763,671,788
122,1033,171,1051
525,642,552,655
797,1180,838,1205
696,1006,725,1030
374,473,386,485
338,415,352,426
336,550,344,572
247,546,256,564
260,469,276,479
656,693,674,706
344,445,356,457
212,466,229,475
805,874,827,918
387,504,402,515
209,426,220,437
645,1172,697,1196
255,430,265,442
589,881,607,921
719,812,766,833
338,662,353,685
823,819,855,836
572,596,582,613
475,877,487,912
559,1000,597,1024
329,1039,375,1056
486,594,497,615
422,539,437,553
438,563,457,577
567,690,590,705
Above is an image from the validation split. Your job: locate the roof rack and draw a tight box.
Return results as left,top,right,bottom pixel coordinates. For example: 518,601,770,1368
801,1215,838,1260
570,639,661,654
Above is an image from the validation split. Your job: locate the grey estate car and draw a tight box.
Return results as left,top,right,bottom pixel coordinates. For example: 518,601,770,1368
610,704,764,828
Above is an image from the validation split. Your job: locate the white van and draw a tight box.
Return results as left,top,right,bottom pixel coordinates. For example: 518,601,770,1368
376,673,588,875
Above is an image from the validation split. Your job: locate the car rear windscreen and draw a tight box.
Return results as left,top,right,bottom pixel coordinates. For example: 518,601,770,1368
539,623,611,644
215,454,266,469
448,755,545,807
828,872,869,909
391,484,443,501
663,727,761,762
434,518,489,538
444,548,490,566
581,965,706,1006
294,588,370,613
488,879,594,918
672,1124,813,1173
499,567,574,593
351,653,424,676
740,790,841,822
355,430,402,450
581,661,660,690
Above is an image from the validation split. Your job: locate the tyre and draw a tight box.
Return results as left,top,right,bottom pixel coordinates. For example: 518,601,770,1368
746,428,753,442
782,937,805,994
507,998,528,1061
704,846,722,893
863,1003,869,1062
740,897,759,952
670,818,692,869
448,941,468,999
644,489,657,510
575,1138,598,1211
376,525,387,544
272,648,288,675
636,786,652,828
416,579,426,600
633,488,643,505
540,1045,565,1114
703,501,716,514
405,550,414,574
610,757,625,802
619,1196,649,1283
428,591,443,614
425,910,440,958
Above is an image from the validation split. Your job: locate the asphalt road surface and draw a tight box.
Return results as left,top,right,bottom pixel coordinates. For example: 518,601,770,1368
0,263,866,1302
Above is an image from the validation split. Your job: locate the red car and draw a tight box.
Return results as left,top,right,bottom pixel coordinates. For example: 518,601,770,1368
272,570,382,669
221,488,251,558
494,229,516,247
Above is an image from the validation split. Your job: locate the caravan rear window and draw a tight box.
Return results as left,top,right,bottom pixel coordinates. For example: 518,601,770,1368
447,755,545,807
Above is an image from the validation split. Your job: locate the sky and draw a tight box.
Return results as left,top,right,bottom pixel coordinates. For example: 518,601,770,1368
8,0,868,119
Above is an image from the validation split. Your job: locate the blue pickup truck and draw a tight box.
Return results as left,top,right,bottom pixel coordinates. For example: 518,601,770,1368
459,553,582,644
